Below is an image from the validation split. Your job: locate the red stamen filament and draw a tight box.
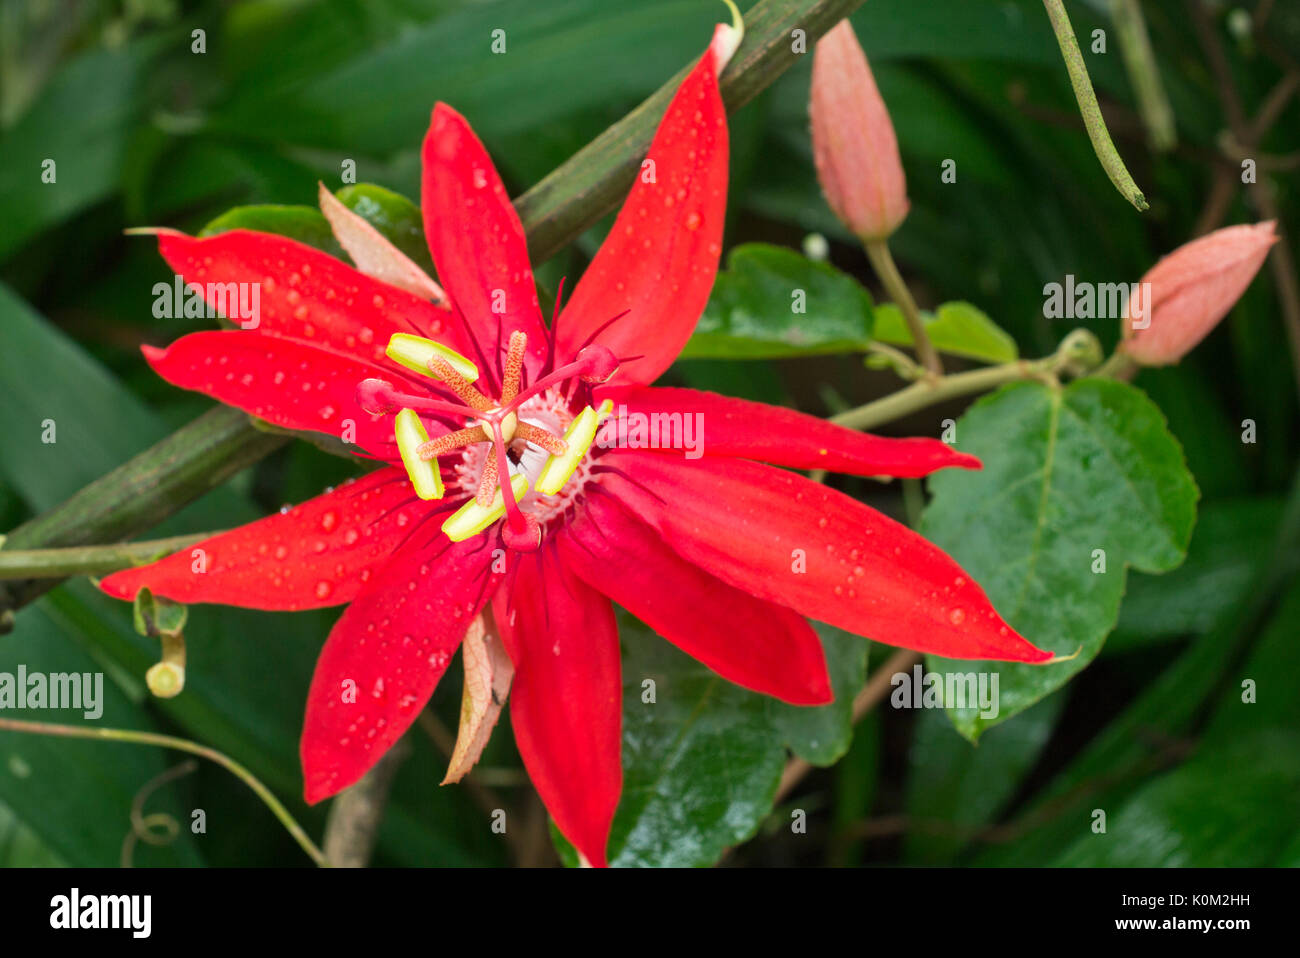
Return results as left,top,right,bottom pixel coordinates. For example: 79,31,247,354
489,420,528,533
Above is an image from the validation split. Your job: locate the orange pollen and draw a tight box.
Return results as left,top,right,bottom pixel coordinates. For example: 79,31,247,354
417,425,488,460
475,454,501,507
428,357,493,411
515,421,568,457
499,330,527,405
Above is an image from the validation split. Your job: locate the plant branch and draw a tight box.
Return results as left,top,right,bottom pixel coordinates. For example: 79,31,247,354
831,329,1102,432
0,532,212,580
1110,0,1176,151
1041,0,1149,210
322,739,410,867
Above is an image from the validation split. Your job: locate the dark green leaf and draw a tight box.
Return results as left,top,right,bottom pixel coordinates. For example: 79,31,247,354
606,620,866,866
1053,586,1300,866
903,693,1064,864
199,204,338,253
1109,497,1282,652
683,244,874,359
921,379,1198,739
0,597,203,866
0,44,153,261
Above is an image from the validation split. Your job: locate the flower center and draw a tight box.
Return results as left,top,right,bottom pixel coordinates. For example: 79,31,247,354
356,329,617,551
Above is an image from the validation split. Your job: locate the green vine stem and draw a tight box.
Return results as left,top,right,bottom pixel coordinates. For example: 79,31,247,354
832,328,1103,431
864,239,943,377
0,532,211,580
1041,0,1149,211
0,716,328,867
0,0,871,621
1109,0,1176,151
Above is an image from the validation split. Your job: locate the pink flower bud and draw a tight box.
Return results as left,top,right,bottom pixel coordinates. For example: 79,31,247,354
810,20,909,241
1121,221,1278,366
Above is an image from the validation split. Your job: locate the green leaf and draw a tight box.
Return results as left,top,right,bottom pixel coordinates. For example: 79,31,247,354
0,43,153,261
903,693,1064,864
605,619,866,867
683,244,874,359
0,281,169,511
1109,497,1283,652
0,800,65,866
1053,586,1300,866
199,204,338,253
920,379,1198,740
197,184,432,273
873,301,1018,365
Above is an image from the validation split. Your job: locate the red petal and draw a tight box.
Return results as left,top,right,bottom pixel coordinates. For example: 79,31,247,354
493,551,621,867
596,452,1052,663
99,468,422,610
421,105,548,378
141,330,418,455
559,489,831,705
555,41,728,385
156,230,465,363
597,385,981,477
301,536,503,803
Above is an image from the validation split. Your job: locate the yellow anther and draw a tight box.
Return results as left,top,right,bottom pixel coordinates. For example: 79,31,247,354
396,408,445,500
386,333,479,383
443,473,530,542
536,406,599,496
597,398,614,421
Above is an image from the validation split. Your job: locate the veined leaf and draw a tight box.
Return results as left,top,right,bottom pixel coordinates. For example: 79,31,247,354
873,301,1018,365
920,379,1198,740
684,243,874,359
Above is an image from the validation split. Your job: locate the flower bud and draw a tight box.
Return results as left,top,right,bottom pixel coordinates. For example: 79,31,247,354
1122,221,1277,366
810,20,909,241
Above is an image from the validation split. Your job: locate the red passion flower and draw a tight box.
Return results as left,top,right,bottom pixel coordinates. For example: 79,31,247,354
101,15,1050,866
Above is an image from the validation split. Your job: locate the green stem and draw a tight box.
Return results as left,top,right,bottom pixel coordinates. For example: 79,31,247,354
863,239,943,377
1092,350,1138,380
833,329,1101,431
0,716,328,867
0,532,212,580
1041,0,1149,211
1109,0,1176,151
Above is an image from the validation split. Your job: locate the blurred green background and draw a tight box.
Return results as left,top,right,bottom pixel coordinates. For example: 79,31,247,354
1,0,1298,866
